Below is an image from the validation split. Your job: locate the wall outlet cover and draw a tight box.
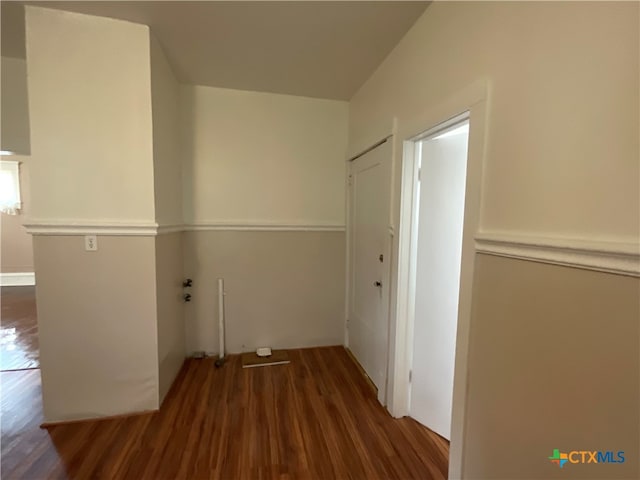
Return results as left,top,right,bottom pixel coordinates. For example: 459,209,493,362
84,235,98,251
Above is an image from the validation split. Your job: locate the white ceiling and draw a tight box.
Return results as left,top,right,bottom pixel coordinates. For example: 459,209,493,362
1,1,429,100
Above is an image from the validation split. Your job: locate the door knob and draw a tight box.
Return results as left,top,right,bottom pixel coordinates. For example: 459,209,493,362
374,281,382,287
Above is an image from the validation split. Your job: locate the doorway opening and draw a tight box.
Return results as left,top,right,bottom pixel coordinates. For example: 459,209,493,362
392,94,487,478
1,158,39,373
407,118,469,440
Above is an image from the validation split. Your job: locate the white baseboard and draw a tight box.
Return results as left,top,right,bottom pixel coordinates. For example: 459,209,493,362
0,272,36,286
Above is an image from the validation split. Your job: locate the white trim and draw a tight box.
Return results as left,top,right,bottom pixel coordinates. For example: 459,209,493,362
185,223,345,232
346,136,390,163
24,220,160,236
476,231,640,277
344,161,352,348
156,224,185,235
347,118,396,160
23,220,346,235
1,272,35,286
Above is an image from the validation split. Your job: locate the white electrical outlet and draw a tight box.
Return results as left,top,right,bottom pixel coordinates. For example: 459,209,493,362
84,235,98,251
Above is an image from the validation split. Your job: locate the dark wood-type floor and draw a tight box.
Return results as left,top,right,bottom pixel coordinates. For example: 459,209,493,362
1,347,449,479
0,286,40,371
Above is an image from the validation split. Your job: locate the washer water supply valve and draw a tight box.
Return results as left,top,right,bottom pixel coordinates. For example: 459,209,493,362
183,278,193,302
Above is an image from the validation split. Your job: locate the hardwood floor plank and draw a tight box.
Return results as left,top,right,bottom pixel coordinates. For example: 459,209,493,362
0,286,40,371
1,346,449,479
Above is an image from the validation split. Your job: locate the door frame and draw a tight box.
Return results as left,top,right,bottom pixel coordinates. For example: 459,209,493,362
390,80,489,479
407,114,470,441
345,137,394,405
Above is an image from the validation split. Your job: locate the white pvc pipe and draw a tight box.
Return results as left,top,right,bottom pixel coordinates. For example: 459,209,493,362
217,278,225,360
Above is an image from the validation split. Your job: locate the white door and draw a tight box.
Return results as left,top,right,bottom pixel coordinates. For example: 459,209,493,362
348,140,391,405
410,122,469,439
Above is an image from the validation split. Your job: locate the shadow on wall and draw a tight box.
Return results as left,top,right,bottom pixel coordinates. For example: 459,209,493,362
179,86,196,224
2,3,31,155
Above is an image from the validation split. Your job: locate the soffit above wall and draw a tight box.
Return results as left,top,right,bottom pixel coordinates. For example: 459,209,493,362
2,1,430,100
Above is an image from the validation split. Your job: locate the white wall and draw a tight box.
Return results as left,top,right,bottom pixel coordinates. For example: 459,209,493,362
350,1,638,242
348,2,639,478
25,6,156,225
181,85,348,226
1,56,30,155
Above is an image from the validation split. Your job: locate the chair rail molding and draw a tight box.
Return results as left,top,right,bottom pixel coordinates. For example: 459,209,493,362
24,219,161,236
185,222,345,232
23,219,346,235
475,231,640,277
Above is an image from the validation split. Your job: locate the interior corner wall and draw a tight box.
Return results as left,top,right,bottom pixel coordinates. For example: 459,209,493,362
25,6,161,421
150,34,182,227
347,2,639,479
180,85,348,354
149,34,186,401
155,232,185,402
